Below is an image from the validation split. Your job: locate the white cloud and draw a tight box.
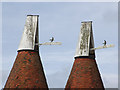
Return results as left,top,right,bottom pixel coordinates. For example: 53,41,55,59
0,70,2,89
96,49,118,88
102,73,118,88
96,49,118,64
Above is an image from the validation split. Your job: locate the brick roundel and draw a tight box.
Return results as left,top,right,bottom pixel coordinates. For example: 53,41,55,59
4,51,48,89
65,58,104,89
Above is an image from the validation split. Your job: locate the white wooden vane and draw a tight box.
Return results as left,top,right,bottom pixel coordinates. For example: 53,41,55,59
75,21,114,58
36,37,62,46
90,44,114,51
18,15,39,51
18,15,61,52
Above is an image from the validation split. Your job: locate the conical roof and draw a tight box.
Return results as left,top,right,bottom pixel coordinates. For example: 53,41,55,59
65,21,104,89
4,15,48,88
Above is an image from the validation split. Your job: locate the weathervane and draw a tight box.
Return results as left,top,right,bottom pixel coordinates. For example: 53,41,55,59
90,40,114,51
36,37,62,46
75,21,114,59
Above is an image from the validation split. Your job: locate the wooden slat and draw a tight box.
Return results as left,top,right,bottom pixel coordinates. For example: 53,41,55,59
36,42,62,45
90,44,114,50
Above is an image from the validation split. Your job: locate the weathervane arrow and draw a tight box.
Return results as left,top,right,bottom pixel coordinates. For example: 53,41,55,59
90,44,114,51
36,37,62,46
36,42,62,46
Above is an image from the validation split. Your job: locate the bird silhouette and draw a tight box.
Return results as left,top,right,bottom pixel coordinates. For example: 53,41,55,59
103,40,106,46
50,37,54,42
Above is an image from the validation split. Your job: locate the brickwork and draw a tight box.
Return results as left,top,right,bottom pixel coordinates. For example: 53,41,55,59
4,51,48,88
65,58,104,89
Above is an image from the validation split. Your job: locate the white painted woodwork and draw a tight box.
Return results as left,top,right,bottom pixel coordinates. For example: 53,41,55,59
18,15,39,51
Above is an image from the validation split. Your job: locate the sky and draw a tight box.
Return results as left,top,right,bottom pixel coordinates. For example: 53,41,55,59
1,2,118,89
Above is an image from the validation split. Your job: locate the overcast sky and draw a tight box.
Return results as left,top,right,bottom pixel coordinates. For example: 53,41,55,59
1,2,118,89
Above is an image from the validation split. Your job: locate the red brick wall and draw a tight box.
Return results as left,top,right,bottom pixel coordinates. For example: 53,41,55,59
65,58,104,89
4,51,48,88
